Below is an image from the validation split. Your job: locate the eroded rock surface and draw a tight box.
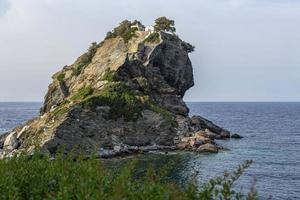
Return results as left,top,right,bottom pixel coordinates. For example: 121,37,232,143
0,20,233,158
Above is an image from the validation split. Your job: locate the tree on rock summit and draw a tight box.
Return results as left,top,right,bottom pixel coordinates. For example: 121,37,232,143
154,16,176,33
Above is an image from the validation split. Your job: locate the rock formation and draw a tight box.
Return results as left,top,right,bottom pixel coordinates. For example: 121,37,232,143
0,20,232,158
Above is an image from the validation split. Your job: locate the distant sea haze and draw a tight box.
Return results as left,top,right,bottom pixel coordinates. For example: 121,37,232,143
1,102,300,200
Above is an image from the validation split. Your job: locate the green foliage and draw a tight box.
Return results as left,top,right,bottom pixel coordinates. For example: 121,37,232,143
72,42,99,76
60,99,71,106
71,86,94,102
78,82,176,123
101,68,116,82
196,160,257,200
81,82,143,121
154,16,176,33
0,152,257,200
69,81,175,124
144,33,160,43
105,20,138,43
122,27,138,43
51,99,72,117
52,106,69,117
56,73,65,83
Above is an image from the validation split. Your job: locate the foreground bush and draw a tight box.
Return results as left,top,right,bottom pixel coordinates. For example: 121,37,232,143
0,152,257,200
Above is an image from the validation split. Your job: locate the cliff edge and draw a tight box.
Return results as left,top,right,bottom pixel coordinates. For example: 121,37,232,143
0,19,231,158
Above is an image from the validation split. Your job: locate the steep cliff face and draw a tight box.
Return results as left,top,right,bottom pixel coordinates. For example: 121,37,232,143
0,21,231,157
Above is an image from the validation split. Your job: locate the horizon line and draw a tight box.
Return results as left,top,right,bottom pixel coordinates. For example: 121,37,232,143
0,101,300,103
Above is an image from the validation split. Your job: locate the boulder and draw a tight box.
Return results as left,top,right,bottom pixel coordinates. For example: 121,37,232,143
177,142,188,150
191,116,230,138
231,133,243,139
194,140,205,148
3,132,19,151
0,132,9,149
98,148,116,158
177,131,213,150
204,129,220,140
197,143,219,153
220,130,231,139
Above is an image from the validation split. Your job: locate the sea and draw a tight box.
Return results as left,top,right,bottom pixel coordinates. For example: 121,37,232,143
0,102,299,200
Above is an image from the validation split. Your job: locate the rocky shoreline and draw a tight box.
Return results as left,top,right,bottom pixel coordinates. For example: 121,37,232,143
0,114,242,159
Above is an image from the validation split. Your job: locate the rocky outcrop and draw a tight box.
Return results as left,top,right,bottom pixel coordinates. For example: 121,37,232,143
0,132,9,149
0,20,234,158
231,133,243,139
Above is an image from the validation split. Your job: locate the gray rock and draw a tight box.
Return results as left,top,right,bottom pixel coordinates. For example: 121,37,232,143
197,143,219,153
204,129,220,140
113,145,122,152
17,125,29,139
191,116,231,139
231,133,243,139
98,148,116,158
194,140,205,148
219,130,230,139
3,132,19,151
0,132,9,149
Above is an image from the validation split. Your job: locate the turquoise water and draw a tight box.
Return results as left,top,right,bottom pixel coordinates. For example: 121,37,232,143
0,102,299,199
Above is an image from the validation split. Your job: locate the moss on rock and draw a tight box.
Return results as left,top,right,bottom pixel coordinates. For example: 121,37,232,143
71,86,94,102
105,20,138,43
56,73,65,83
80,82,143,121
144,33,160,43
52,106,69,117
101,68,116,82
75,82,177,125
72,42,99,76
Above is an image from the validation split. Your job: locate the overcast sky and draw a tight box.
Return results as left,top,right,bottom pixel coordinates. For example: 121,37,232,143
0,0,299,102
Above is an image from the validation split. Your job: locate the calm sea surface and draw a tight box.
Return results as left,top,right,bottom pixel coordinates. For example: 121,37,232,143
0,102,299,200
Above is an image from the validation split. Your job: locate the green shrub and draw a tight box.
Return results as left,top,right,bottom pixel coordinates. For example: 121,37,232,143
79,82,177,123
154,16,176,33
68,81,175,124
101,68,116,82
81,82,143,121
59,99,70,106
56,73,65,83
144,33,160,43
105,20,138,43
72,62,86,76
0,152,257,200
72,42,99,76
52,106,69,117
71,86,94,101
51,99,71,117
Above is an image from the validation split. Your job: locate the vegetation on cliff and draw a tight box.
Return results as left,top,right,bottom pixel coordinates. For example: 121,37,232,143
72,42,99,76
105,20,138,43
66,81,176,124
56,73,65,83
80,82,143,121
144,32,160,43
0,152,257,200
101,68,116,82
154,16,176,33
